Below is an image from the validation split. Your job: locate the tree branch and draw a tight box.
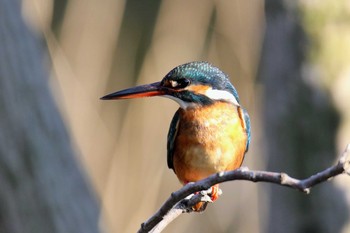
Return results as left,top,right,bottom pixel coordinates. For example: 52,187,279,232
138,144,350,233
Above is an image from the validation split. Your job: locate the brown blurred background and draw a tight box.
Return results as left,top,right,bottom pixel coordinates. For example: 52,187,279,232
5,0,350,232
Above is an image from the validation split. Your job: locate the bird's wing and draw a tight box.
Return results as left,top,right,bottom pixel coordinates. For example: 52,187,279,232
167,109,180,171
242,108,251,152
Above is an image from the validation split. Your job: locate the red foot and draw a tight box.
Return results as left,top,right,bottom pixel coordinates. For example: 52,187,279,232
210,184,220,202
191,184,220,212
192,202,207,212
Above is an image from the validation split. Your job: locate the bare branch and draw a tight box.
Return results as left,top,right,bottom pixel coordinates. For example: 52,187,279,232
138,144,350,233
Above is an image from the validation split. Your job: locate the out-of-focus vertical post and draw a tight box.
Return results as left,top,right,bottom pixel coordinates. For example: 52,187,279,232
0,0,100,232
259,1,348,232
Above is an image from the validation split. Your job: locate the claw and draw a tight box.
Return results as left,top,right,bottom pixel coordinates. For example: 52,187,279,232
191,184,222,212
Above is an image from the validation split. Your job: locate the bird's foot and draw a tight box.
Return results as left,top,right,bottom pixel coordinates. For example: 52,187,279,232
191,184,222,212
209,184,221,202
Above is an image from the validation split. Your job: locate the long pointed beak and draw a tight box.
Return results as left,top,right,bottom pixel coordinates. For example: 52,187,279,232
100,81,164,100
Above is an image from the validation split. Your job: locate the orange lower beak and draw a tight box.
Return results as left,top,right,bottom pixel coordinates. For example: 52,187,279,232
101,82,164,100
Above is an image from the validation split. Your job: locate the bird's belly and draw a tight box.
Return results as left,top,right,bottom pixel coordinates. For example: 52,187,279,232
173,104,247,184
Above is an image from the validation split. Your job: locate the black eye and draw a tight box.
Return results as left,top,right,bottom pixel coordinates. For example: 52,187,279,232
176,78,190,88
162,78,190,89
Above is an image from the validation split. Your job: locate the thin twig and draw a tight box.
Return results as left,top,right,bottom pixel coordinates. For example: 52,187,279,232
138,144,350,233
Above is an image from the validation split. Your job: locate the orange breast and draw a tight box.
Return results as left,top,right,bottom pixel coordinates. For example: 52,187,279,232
173,102,248,184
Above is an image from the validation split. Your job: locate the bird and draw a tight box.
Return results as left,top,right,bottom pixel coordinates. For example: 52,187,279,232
101,61,251,211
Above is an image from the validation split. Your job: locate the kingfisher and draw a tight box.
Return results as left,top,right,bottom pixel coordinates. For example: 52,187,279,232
101,61,251,211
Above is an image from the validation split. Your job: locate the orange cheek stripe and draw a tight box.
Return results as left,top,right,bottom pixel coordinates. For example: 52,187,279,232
186,85,211,95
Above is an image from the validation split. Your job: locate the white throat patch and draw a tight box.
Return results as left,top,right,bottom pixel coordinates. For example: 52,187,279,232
163,95,198,109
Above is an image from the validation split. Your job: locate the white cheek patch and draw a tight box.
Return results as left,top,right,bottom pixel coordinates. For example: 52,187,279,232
204,89,240,106
161,88,240,109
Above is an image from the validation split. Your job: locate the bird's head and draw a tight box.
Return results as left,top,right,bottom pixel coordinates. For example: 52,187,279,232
101,61,241,109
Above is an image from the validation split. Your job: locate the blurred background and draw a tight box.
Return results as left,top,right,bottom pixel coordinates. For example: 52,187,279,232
11,0,350,232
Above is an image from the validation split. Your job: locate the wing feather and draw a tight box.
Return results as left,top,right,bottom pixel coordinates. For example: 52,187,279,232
242,108,251,152
167,109,180,170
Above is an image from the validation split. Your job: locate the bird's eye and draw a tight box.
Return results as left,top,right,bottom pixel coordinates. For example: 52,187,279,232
176,78,190,89
163,78,190,89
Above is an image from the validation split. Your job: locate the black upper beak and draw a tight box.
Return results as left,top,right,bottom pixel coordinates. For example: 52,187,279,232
100,81,164,100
